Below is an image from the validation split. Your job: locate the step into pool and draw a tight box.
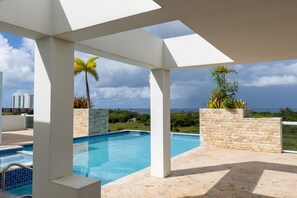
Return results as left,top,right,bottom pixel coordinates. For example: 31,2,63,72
0,152,32,168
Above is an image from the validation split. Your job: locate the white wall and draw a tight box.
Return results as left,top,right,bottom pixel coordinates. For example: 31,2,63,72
2,115,26,132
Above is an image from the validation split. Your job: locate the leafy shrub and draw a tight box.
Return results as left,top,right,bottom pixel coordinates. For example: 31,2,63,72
136,114,150,123
207,66,246,109
234,99,246,109
223,97,235,109
109,109,139,123
207,94,220,109
74,97,90,108
171,112,199,130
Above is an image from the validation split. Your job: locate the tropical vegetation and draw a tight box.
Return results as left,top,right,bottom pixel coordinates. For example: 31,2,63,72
108,108,297,150
207,66,246,109
108,110,199,134
74,56,99,108
74,96,89,108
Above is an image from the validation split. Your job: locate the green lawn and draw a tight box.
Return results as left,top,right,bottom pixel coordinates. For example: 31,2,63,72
109,122,199,134
109,122,150,131
282,125,297,151
173,126,199,134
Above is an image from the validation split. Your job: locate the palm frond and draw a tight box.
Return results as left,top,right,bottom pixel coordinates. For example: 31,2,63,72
74,64,84,75
88,68,99,81
87,61,97,70
74,57,85,66
86,56,99,68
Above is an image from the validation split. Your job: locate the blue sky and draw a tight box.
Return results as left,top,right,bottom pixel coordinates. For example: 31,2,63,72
0,31,296,110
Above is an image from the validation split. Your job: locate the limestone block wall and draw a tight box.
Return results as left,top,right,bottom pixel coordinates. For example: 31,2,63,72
200,109,282,153
73,109,109,137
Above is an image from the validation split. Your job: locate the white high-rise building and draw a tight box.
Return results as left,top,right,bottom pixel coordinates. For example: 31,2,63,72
11,93,34,109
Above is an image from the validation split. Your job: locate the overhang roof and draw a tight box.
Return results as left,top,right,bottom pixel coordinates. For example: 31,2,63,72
1,0,297,70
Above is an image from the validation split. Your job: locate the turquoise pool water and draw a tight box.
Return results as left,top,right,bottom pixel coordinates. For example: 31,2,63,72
8,184,32,196
0,152,32,168
8,131,199,195
73,132,199,184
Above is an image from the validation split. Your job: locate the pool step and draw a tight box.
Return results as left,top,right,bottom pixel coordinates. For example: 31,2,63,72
17,194,32,198
17,151,33,156
0,154,24,163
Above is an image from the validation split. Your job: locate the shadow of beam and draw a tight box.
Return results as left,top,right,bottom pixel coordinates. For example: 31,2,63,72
170,161,297,197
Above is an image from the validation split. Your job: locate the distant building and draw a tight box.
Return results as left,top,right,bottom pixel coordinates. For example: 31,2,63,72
11,94,34,109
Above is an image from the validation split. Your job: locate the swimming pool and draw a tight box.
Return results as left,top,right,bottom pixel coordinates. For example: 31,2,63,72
5,131,199,195
23,131,199,184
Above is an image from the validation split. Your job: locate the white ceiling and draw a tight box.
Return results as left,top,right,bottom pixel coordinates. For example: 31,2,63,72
1,0,297,70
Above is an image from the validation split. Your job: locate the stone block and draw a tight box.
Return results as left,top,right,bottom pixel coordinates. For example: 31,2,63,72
73,109,109,137
200,108,282,153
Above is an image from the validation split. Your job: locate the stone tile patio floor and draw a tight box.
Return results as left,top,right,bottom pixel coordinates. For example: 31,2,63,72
1,131,297,197
0,129,84,148
102,146,297,198
0,130,34,148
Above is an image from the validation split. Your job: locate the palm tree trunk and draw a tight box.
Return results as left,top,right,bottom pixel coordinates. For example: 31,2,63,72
85,71,91,108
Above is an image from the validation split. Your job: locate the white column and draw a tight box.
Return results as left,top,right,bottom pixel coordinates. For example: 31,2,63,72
150,69,171,178
33,37,100,198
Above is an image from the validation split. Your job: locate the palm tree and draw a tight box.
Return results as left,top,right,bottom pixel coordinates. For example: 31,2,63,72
74,56,99,108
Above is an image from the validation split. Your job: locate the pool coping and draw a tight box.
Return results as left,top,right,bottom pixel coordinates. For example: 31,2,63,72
0,130,200,151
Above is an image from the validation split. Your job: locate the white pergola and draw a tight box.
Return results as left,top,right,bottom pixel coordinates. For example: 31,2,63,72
1,1,297,197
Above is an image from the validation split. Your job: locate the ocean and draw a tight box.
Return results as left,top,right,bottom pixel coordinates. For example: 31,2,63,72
114,108,297,114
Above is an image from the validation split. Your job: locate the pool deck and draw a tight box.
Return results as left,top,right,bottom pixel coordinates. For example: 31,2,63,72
102,146,297,198
0,130,34,148
0,129,85,149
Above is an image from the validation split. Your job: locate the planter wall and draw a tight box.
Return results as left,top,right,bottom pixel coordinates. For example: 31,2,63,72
73,109,108,137
200,109,282,153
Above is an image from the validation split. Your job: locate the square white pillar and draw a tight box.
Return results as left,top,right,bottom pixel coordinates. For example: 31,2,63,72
33,37,100,198
150,69,171,178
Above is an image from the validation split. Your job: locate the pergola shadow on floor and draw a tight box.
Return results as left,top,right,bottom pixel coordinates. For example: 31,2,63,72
102,147,297,198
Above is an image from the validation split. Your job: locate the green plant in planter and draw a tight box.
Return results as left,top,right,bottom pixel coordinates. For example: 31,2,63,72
207,66,246,109
74,96,92,108
234,99,246,109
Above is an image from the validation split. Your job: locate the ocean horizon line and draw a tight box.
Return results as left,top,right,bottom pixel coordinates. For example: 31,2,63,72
108,107,297,114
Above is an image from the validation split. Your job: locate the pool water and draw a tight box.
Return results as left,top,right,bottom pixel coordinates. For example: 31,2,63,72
8,131,199,195
0,152,32,168
7,184,32,196
73,132,199,184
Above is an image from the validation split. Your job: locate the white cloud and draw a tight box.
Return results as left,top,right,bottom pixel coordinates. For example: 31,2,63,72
74,51,150,106
1,33,297,109
13,89,33,95
243,75,297,87
93,87,149,100
231,61,297,87
0,34,35,86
